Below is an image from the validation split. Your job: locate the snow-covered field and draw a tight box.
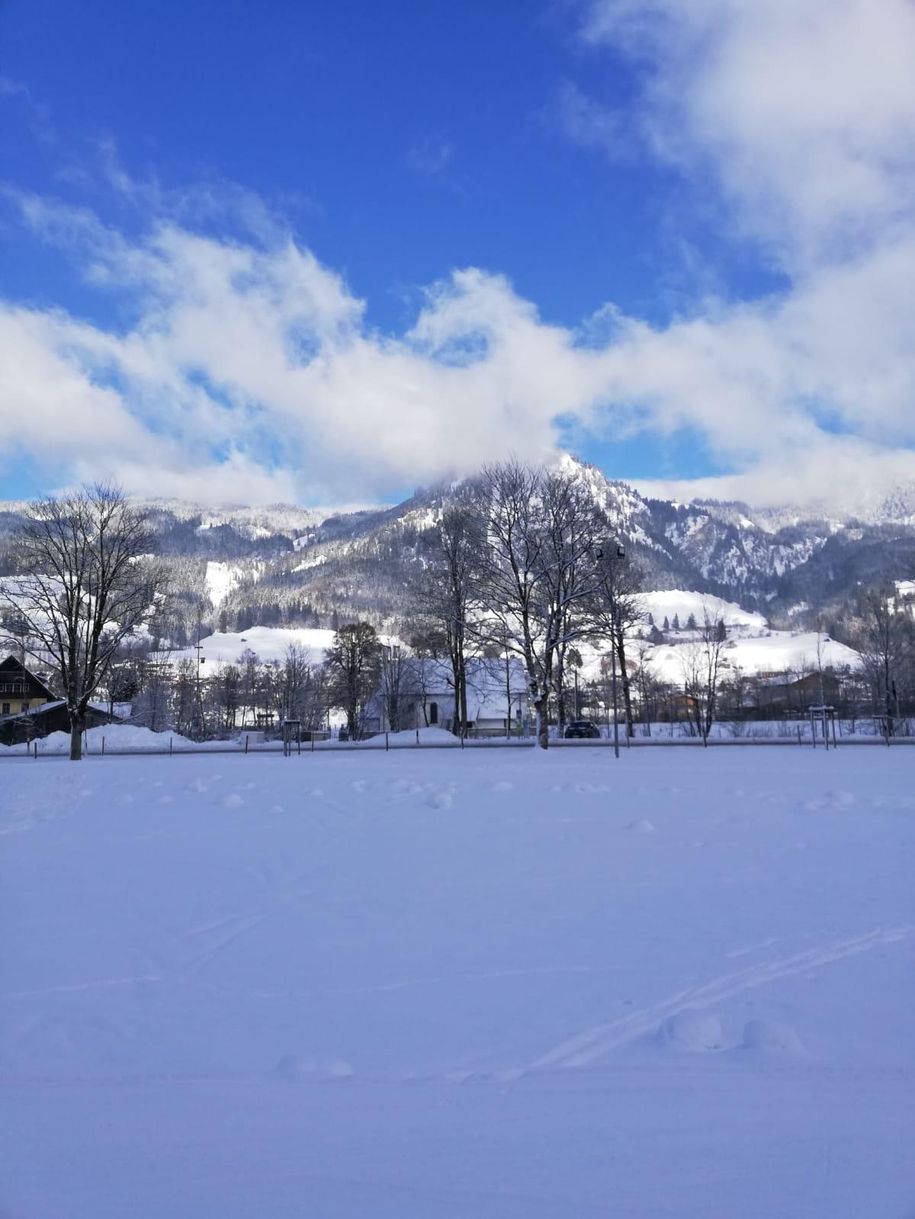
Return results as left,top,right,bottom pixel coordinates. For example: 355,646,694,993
2,748,913,1218
645,629,861,684
170,624,338,666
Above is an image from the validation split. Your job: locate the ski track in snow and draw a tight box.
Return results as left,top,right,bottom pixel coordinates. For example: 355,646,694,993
525,925,915,1072
177,913,267,976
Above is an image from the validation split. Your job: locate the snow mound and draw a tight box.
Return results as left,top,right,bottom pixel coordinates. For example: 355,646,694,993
628,818,657,834
426,789,454,810
26,724,193,754
275,1055,355,1081
741,1019,806,1055
657,1010,724,1052
356,727,460,748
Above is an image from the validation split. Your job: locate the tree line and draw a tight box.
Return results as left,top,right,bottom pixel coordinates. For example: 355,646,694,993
2,474,914,759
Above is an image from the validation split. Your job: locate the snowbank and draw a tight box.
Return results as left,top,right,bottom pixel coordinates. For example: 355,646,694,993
338,726,461,748
11,723,194,754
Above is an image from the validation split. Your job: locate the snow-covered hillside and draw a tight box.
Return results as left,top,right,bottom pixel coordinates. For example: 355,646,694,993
170,625,338,666
204,561,244,607
642,590,767,633
2,748,913,1218
645,630,860,684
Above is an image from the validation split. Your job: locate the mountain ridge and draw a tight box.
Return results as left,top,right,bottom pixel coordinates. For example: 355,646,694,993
2,458,914,644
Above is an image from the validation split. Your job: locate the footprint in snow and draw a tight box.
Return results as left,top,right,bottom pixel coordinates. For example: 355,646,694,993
222,793,244,809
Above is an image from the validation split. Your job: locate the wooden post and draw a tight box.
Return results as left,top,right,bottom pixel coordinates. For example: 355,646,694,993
169,736,173,756
385,732,389,751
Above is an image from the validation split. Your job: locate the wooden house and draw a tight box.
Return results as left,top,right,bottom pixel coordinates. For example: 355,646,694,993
0,655,55,718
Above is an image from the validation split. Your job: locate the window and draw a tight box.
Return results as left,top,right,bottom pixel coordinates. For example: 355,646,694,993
20,702,29,713
1,704,9,716
429,702,438,725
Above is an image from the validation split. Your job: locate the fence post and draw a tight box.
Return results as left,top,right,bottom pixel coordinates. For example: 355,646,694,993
416,728,420,746
169,736,173,756
101,736,105,756
385,732,389,752
245,734,249,755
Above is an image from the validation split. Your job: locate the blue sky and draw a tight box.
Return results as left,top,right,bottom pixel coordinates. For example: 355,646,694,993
2,0,915,509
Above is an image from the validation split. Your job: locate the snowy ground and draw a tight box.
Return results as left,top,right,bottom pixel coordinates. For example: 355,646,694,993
2,748,913,1218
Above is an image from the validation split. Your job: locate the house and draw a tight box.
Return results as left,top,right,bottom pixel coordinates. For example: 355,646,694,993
0,655,55,719
0,699,123,746
0,657,124,745
365,657,531,736
752,671,842,713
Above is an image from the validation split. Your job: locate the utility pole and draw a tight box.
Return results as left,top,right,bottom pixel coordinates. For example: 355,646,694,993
194,637,205,739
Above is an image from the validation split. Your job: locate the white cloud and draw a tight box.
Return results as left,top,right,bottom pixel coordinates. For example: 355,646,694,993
2,185,915,510
579,0,915,267
4,0,915,516
549,81,628,158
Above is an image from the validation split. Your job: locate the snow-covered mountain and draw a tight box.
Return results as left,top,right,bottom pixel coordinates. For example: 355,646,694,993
2,458,914,643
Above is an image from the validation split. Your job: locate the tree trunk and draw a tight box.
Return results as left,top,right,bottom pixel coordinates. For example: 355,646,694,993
535,696,550,749
615,632,635,737
69,711,84,761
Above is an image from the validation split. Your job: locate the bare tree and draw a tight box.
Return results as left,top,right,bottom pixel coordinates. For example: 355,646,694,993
587,549,644,736
415,494,481,736
856,586,912,732
2,485,167,760
325,621,382,739
471,461,608,749
378,643,413,732
277,643,312,723
679,606,729,743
